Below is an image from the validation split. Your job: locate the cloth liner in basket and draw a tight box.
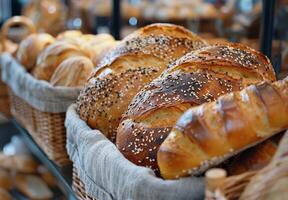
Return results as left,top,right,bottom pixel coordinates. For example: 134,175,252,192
66,104,204,200
1,53,81,166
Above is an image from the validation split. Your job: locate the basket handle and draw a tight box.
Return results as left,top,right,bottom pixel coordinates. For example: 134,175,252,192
1,16,36,51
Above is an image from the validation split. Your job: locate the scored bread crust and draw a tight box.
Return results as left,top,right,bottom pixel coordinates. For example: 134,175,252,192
16,33,55,71
157,77,288,179
50,56,94,87
77,23,207,141
32,41,90,81
116,43,276,173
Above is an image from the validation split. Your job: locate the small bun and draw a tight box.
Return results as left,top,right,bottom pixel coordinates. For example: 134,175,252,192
16,33,55,71
50,56,94,87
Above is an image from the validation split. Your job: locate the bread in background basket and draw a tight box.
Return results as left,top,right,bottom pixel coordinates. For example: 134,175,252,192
76,23,207,141
15,29,116,86
117,43,276,173
16,33,55,71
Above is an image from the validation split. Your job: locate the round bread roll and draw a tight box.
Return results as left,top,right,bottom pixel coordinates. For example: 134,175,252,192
33,41,89,81
77,23,207,141
0,169,12,190
50,56,94,87
16,33,55,71
116,43,276,173
90,40,117,66
56,30,83,40
81,33,114,44
81,33,116,64
0,188,12,200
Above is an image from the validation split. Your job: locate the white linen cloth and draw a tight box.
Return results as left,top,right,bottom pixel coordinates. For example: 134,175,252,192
1,53,80,113
66,104,204,200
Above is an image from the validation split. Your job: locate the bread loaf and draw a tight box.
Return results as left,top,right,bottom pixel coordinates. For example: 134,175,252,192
32,41,90,81
77,23,207,140
157,76,288,179
16,33,55,71
116,43,276,173
50,56,94,87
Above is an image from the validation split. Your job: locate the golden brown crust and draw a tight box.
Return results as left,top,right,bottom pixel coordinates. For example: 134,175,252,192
16,33,55,71
157,77,288,179
92,23,207,75
116,43,276,173
50,56,94,87
32,41,90,81
77,23,207,140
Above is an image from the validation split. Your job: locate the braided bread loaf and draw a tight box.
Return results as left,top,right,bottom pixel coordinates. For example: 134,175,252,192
157,76,288,179
116,43,276,173
76,23,206,140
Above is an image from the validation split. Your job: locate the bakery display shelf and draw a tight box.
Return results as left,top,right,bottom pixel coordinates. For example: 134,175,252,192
10,119,78,200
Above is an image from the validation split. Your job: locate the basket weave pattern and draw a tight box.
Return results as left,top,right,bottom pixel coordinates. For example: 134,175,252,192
73,166,96,200
0,73,11,118
9,89,70,166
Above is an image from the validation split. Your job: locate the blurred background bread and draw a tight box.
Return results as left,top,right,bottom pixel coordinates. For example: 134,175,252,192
32,41,90,81
76,23,207,141
16,33,55,71
50,56,94,87
116,43,276,173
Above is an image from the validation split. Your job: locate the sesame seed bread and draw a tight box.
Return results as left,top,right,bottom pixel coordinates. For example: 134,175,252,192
16,33,55,71
116,43,276,174
32,41,90,81
76,23,207,140
158,77,288,179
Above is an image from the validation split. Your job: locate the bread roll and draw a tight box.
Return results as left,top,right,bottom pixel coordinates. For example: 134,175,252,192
157,76,288,179
90,40,117,66
33,41,89,81
0,153,38,173
77,23,207,140
82,33,116,65
16,33,55,71
50,56,93,87
56,30,83,40
15,174,53,200
116,43,276,173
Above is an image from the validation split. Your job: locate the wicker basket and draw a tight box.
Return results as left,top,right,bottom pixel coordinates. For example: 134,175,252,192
0,16,36,118
205,168,258,200
73,166,96,200
9,90,71,166
0,78,11,118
